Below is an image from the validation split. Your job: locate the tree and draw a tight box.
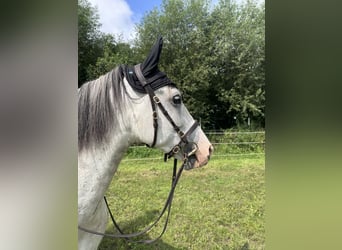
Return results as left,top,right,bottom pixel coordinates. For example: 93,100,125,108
86,35,139,79
78,0,105,86
136,0,265,129
78,0,137,85
210,0,265,128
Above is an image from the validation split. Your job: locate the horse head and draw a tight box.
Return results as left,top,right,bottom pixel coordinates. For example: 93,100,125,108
125,37,213,169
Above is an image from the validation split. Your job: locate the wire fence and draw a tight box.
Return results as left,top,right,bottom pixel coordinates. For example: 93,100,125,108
123,131,265,161
205,131,265,135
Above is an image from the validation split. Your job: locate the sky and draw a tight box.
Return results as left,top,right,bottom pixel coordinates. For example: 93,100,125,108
87,0,263,42
88,0,163,41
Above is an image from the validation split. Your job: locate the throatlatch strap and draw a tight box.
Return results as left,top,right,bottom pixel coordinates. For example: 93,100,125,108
144,85,158,147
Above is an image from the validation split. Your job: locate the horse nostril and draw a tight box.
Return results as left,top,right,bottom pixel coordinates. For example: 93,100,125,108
208,145,214,160
209,145,213,155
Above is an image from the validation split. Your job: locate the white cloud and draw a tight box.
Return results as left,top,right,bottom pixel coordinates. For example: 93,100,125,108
88,0,136,42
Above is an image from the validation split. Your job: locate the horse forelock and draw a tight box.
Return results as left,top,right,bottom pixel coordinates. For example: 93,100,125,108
78,66,126,151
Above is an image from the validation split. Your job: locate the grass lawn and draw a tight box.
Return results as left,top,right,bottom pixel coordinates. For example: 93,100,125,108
99,155,265,250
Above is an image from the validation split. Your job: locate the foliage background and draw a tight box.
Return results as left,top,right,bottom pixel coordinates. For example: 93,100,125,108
78,0,265,130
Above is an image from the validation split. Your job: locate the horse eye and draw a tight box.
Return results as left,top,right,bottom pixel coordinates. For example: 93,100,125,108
172,95,182,105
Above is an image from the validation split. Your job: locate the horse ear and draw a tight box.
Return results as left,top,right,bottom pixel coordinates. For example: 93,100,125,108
141,36,163,76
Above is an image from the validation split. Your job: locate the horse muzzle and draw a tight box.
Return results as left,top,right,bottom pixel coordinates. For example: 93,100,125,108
191,143,213,169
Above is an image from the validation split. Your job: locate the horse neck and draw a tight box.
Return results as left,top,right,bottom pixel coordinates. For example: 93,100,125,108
78,75,145,214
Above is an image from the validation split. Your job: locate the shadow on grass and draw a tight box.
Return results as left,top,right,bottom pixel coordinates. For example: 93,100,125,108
240,242,249,250
98,209,181,250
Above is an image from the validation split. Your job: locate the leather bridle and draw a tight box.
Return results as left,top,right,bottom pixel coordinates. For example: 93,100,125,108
78,64,200,243
133,64,200,164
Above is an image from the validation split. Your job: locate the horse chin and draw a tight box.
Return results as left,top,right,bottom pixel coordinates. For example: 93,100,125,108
185,155,208,170
192,151,210,169
174,150,208,170
184,155,197,170
193,159,209,169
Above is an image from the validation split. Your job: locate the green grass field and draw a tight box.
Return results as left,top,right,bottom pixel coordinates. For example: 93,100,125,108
99,154,265,250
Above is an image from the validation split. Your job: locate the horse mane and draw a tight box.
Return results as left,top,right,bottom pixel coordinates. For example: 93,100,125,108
78,66,126,151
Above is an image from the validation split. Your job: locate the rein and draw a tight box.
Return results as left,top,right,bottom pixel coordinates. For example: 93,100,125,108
78,64,199,243
78,158,185,244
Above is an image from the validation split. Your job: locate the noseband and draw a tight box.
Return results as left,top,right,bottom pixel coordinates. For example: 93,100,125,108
78,64,200,243
134,64,200,168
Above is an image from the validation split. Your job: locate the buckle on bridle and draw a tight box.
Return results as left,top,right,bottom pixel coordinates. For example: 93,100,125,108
172,145,180,154
153,96,160,104
178,130,185,138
